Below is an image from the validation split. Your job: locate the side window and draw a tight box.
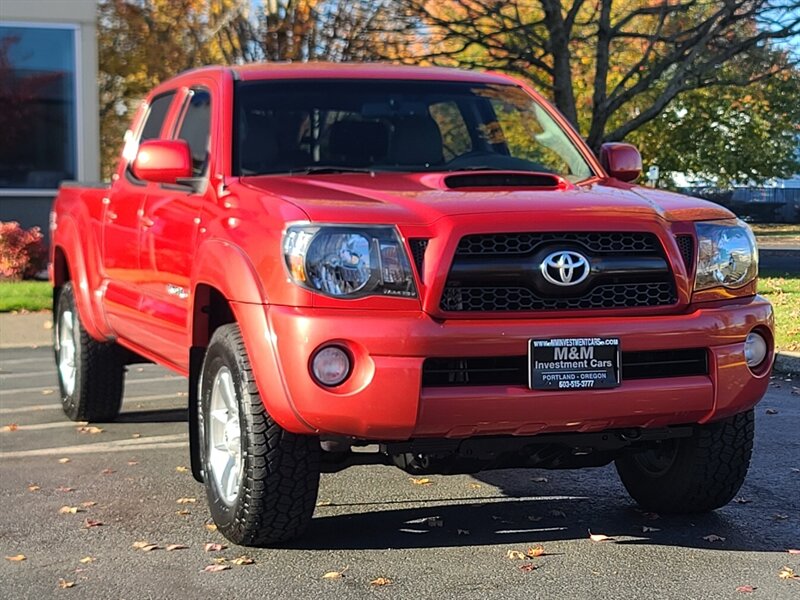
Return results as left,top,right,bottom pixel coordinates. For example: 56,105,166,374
176,89,211,177
139,92,175,141
429,102,472,161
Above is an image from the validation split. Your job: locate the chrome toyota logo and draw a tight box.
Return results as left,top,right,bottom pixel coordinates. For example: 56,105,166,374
540,250,590,286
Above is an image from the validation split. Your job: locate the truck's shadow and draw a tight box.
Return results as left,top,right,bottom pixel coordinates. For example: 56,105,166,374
292,465,797,553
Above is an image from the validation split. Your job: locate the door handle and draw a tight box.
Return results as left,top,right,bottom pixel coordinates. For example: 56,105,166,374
138,212,155,228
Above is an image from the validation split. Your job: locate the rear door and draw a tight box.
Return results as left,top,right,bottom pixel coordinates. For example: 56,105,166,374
102,91,177,342
137,87,214,370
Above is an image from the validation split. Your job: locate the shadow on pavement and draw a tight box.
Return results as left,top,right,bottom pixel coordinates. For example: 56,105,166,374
116,408,188,423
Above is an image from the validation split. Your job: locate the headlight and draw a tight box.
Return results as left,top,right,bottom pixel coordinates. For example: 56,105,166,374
694,219,758,291
283,225,417,299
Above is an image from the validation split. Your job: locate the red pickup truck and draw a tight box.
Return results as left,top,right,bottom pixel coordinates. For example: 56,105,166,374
50,63,773,546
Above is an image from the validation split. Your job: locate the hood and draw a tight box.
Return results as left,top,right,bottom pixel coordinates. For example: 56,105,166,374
239,172,734,226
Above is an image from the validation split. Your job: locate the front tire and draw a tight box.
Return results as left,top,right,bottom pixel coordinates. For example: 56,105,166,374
200,324,320,546
615,410,754,513
54,282,124,422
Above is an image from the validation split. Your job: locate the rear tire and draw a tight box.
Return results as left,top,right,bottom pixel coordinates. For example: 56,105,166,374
200,324,320,546
54,282,125,422
615,410,754,513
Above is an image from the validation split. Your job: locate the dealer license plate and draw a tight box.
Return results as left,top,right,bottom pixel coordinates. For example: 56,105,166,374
529,338,620,390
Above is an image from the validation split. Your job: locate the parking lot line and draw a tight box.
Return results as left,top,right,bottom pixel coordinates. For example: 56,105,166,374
0,370,60,380
0,376,184,395
0,392,185,415
0,433,189,458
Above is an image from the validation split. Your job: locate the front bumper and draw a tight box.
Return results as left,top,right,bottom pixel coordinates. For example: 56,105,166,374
244,296,773,439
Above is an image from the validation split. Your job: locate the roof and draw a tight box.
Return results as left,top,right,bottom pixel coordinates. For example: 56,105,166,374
189,61,513,84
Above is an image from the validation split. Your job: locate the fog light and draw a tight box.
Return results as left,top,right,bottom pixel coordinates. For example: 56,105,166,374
744,332,768,368
311,346,351,387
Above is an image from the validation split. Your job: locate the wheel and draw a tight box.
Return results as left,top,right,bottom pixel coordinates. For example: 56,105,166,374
199,324,320,546
54,282,125,421
615,410,754,513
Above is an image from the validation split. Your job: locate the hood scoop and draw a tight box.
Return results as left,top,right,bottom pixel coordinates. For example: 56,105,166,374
443,171,566,190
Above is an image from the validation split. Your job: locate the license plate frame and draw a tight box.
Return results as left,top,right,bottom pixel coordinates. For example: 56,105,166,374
529,337,620,391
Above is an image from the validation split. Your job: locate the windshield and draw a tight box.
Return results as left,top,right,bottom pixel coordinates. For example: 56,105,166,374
233,79,594,181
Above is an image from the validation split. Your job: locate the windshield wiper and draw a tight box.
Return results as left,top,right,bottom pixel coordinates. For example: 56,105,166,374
288,166,376,175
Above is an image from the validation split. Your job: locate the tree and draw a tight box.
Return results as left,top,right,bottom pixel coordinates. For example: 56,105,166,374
397,0,800,153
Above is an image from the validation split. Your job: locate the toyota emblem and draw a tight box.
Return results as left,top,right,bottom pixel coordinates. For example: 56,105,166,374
540,250,590,286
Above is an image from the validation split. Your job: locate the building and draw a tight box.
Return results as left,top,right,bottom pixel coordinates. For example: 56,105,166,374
0,0,100,233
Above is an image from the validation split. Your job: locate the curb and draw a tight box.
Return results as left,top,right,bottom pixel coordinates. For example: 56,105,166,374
774,352,800,376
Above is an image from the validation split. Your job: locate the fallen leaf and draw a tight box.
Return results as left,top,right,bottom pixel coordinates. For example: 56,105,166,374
165,544,188,552
526,545,545,558
410,477,432,485
703,534,726,543
212,557,228,565
519,563,538,573
4,554,26,562
58,506,82,515
527,515,543,522
176,497,197,504
792,468,800,474
2,424,18,432
127,460,139,466
642,526,661,533
231,556,254,565
27,484,40,492
788,549,800,555
132,541,159,552
549,509,566,518
176,509,191,516
202,564,230,573
131,433,141,439
370,577,392,586
457,529,470,535
778,566,799,580
58,458,71,464
41,389,54,395
316,500,332,507
733,497,753,504
80,501,97,508
43,319,53,330
58,579,75,589
322,570,346,579
506,550,526,560
772,514,789,521
77,426,103,434
83,519,103,528
765,408,779,415
531,476,548,483
204,523,218,532
425,516,443,528
175,466,189,473
204,542,226,552
79,557,94,564
589,531,614,542
736,585,756,593
100,468,115,475
55,486,75,493
469,483,481,489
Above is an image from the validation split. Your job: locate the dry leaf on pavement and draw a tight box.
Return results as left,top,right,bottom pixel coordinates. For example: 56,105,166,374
176,509,191,516
506,550,526,560
531,477,548,483
457,529,470,535
204,542,226,552
788,549,800,555
58,458,70,464
703,534,726,542
779,567,799,580
58,506,82,515
78,557,94,564
58,579,75,589
202,564,230,573
41,389,54,395
735,585,756,593
549,509,566,518
165,544,188,551
519,563,538,573
176,497,197,504
100,468,115,475
27,484,40,492
589,531,614,542
2,424,18,432
322,568,347,579
175,466,189,473
765,408,779,415
55,486,75,493
80,501,97,508
77,426,103,434
370,577,392,586
772,514,789,521
83,519,103,528
132,541,160,552
410,477,432,485
642,526,661,533
526,545,545,558
4,554,26,562
205,523,218,532
231,556,254,565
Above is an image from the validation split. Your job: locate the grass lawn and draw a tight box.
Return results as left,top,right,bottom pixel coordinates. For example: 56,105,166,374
0,277,797,352
0,280,51,312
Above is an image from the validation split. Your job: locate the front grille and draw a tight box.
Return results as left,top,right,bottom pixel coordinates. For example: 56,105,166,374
409,238,428,277
422,349,708,387
441,232,677,312
675,234,694,273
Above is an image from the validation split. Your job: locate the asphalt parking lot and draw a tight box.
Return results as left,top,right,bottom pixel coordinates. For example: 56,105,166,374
1,346,798,599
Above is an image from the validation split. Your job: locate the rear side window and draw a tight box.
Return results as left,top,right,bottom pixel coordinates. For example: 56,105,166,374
176,89,211,177
140,92,175,141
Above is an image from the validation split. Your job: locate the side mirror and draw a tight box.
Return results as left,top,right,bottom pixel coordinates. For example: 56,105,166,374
599,142,642,182
132,139,192,184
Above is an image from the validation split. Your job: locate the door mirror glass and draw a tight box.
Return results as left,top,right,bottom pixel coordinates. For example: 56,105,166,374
599,142,642,182
132,140,192,184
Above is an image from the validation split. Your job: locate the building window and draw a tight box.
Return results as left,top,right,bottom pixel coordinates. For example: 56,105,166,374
0,24,78,190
